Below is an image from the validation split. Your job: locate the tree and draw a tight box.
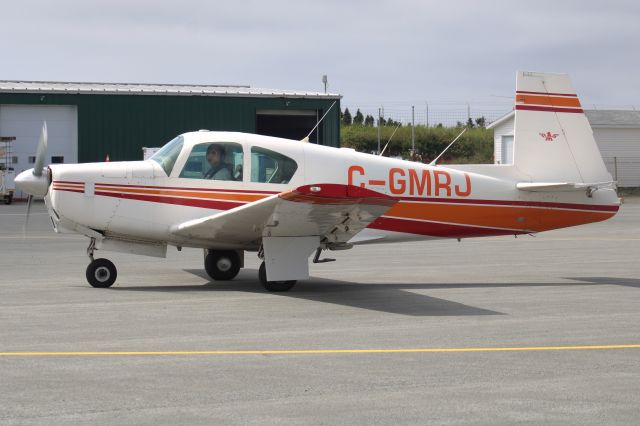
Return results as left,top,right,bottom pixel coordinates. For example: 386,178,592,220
353,109,364,125
342,108,352,126
475,116,486,128
364,114,375,127
466,117,475,128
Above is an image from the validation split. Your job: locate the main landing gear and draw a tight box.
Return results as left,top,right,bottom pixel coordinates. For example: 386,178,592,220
258,261,296,292
85,238,117,288
204,250,241,281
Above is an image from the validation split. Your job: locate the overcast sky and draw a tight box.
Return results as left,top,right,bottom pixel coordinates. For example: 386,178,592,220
2,0,639,118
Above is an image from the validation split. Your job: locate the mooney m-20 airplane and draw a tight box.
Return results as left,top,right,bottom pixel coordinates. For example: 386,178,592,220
16,72,621,291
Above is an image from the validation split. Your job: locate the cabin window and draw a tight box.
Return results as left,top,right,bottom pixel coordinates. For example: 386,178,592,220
150,135,184,176
250,147,298,184
179,142,244,181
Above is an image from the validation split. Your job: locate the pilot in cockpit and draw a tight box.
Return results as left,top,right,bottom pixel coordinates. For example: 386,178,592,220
204,144,232,180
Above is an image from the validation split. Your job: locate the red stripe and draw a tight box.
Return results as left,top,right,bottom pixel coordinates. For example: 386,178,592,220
94,191,244,210
94,182,278,194
369,217,527,238
394,196,619,213
52,188,84,194
515,105,584,114
52,181,84,186
516,90,577,97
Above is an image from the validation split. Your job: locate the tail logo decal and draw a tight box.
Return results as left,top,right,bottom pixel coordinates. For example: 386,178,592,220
539,131,559,142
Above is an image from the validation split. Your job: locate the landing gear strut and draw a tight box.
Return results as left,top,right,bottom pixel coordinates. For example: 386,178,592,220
258,262,296,292
85,237,117,288
204,250,241,281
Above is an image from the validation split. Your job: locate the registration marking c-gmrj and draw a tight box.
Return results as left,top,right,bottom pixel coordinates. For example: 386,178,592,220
15,71,621,291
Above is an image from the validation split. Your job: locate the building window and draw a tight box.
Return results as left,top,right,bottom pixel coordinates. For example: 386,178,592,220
12,156,18,164
51,156,64,164
28,156,36,164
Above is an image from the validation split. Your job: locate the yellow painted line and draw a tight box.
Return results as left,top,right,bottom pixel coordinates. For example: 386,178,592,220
1,344,639,357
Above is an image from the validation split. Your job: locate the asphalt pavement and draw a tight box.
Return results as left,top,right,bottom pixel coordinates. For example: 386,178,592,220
1,199,639,425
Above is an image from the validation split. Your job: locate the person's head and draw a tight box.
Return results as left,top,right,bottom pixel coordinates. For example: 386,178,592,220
206,144,225,167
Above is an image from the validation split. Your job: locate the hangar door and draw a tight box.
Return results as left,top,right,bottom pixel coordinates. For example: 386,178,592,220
0,105,78,197
256,109,322,143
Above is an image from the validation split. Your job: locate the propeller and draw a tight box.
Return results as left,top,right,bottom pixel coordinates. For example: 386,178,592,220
33,122,48,178
16,122,49,235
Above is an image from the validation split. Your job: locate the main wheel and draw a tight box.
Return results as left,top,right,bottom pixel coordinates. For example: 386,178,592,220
258,262,296,292
205,250,240,281
86,258,117,288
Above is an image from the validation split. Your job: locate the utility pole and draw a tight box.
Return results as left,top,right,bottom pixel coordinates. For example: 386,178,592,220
322,75,328,93
411,106,415,155
377,107,381,154
425,102,429,128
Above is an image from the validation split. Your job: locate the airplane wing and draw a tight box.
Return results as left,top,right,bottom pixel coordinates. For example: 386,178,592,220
170,184,397,249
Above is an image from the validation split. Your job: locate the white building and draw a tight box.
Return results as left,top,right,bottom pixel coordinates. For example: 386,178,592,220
488,110,640,187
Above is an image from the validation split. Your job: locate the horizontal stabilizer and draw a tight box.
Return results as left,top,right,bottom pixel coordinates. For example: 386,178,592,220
516,182,613,192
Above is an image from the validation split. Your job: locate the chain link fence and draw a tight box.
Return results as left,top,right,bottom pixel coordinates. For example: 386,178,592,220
342,102,513,128
603,157,640,188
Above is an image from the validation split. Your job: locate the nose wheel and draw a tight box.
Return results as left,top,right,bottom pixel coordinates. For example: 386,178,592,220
86,258,117,288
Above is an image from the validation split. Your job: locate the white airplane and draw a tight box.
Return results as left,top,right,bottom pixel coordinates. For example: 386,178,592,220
16,72,620,291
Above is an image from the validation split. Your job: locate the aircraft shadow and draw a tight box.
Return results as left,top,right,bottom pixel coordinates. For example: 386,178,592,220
111,270,635,317
565,277,640,289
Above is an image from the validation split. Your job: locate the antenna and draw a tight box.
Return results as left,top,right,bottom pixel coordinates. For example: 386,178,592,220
301,100,337,142
429,127,467,166
378,123,402,156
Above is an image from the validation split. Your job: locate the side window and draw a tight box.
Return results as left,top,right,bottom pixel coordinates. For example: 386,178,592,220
251,147,298,184
179,142,243,181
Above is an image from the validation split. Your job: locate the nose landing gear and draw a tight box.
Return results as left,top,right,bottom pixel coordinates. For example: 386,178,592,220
85,238,117,288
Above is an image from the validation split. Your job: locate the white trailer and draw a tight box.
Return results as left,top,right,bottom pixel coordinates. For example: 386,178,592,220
0,136,16,204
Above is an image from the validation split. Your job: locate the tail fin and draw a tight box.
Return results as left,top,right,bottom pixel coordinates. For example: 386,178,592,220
513,71,612,184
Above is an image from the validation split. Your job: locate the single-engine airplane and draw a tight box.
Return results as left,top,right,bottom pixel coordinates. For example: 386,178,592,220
15,72,621,291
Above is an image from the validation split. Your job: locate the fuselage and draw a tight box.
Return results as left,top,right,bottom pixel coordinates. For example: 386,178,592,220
45,131,620,250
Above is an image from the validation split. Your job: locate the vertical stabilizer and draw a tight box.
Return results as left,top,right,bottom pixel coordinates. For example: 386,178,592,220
513,72,611,184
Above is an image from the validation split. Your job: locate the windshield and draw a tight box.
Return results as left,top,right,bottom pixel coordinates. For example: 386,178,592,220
150,135,184,176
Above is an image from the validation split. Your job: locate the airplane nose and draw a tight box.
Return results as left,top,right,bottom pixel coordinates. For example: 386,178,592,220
15,168,50,197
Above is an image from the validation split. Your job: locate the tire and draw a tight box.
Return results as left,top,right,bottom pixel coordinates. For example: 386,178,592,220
258,262,296,292
3,194,11,205
205,250,240,281
86,258,117,288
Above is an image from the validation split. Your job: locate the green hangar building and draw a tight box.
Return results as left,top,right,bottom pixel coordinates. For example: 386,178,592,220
0,80,341,179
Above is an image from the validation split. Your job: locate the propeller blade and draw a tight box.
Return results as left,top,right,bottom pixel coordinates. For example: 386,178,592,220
23,195,33,237
33,122,48,177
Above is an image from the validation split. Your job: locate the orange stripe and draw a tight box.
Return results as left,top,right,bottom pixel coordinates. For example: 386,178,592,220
388,202,614,232
515,94,581,108
94,186,266,203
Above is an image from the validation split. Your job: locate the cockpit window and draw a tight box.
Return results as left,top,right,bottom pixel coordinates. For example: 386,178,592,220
251,147,298,184
179,142,244,181
150,135,184,176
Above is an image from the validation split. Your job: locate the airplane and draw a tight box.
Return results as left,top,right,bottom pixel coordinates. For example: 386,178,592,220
15,71,621,291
